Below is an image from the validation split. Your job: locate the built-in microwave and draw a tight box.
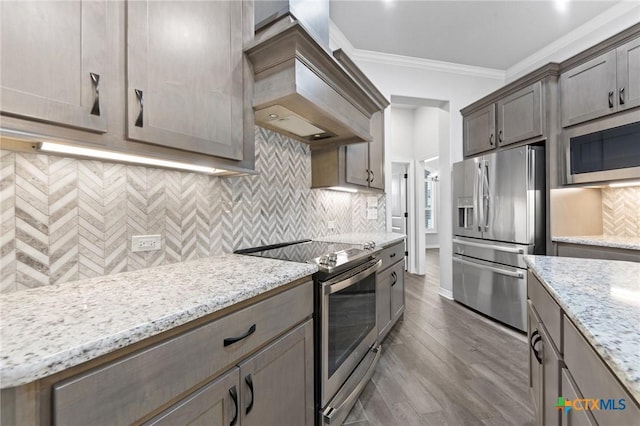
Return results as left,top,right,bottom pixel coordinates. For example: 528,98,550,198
565,119,640,184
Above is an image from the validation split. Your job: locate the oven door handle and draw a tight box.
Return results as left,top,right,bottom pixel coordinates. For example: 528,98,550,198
322,259,382,295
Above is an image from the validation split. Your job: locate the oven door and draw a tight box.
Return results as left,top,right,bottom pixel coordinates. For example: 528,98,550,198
320,258,381,408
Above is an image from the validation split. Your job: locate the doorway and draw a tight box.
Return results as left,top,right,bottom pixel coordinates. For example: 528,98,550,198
390,162,409,271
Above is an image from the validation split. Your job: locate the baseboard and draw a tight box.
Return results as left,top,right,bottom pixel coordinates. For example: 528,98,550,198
438,287,453,300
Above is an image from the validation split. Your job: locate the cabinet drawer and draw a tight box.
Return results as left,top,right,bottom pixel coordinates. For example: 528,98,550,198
563,316,640,426
53,281,313,426
379,241,404,272
528,271,562,351
561,368,597,426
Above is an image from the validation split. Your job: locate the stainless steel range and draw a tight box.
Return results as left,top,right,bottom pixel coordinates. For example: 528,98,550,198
235,239,381,425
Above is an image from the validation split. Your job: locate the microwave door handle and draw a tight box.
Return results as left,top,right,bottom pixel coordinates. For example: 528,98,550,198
323,259,382,295
453,255,524,279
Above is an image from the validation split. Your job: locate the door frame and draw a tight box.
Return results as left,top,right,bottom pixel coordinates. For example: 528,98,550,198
390,160,414,273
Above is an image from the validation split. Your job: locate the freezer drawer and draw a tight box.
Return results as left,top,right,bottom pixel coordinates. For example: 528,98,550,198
452,236,532,269
452,254,527,331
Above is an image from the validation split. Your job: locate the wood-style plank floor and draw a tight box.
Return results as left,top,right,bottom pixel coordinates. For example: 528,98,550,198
344,249,534,426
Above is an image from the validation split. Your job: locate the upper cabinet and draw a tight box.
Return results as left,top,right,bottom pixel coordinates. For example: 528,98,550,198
126,0,245,160
462,78,547,158
345,111,385,190
0,0,108,132
560,36,640,127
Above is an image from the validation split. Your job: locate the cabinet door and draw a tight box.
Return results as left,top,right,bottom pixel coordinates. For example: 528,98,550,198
390,262,405,322
528,302,543,425
497,81,542,146
560,50,617,127
346,143,370,187
617,37,640,112
376,266,392,340
463,104,496,156
143,368,240,426
561,369,597,426
368,110,385,190
540,325,561,426
127,0,244,160
239,320,314,426
0,0,107,132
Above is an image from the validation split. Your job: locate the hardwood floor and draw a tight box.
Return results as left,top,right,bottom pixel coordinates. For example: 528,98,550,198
344,249,535,426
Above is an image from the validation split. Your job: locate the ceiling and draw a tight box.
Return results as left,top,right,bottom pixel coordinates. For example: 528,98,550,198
330,1,621,70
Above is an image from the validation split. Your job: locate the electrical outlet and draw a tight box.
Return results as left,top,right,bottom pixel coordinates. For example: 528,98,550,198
327,220,336,230
132,235,161,252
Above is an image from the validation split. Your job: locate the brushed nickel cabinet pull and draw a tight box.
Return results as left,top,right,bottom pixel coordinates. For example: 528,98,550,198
620,87,625,105
608,90,614,108
135,89,144,127
90,72,100,116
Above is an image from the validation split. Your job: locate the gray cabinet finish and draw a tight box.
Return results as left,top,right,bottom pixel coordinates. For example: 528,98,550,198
555,242,640,262
527,303,543,425
126,0,244,160
617,37,640,112
53,282,313,426
497,81,543,146
0,0,108,132
368,110,385,190
345,142,370,187
540,324,561,426
560,50,617,127
376,241,405,342
528,271,562,349
143,368,240,426
561,369,597,426
239,320,314,426
463,104,496,156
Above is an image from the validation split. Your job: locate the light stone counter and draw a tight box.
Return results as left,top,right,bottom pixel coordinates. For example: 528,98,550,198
524,255,640,402
552,235,640,250
314,232,405,248
0,254,317,388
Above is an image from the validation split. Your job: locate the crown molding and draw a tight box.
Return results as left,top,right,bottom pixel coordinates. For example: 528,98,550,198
329,19,504,80
506,2,640,82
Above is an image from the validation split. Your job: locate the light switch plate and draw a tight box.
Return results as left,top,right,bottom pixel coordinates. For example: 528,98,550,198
132,235,161,252
367,208,378,220
327,220,336,230
367,196,378,209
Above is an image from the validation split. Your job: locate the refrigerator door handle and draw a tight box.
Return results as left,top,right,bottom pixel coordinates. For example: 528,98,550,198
452,238,524,254
475,162,483,232
452,255,524,279
482,160,490,232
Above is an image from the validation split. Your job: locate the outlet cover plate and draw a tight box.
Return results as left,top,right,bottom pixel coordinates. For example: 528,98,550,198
132,235,161,252
327,220,336,230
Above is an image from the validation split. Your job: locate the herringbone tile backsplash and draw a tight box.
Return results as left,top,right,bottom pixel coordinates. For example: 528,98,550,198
0,128,385,293
602,187,640,237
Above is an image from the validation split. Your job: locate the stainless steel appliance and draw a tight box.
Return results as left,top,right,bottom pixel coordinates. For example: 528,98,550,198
235,239,382,425
452,145,545,331
565,120,640,184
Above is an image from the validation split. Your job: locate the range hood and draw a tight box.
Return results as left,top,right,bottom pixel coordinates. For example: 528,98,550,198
244,0,382,149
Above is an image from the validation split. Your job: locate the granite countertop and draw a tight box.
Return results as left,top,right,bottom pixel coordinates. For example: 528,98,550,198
524,255,640,402
314,232,406,248
552,235,640,250
0,254,317,389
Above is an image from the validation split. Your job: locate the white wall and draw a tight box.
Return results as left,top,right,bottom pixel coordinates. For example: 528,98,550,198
389,107,415,159
413,106,440,160
358,62,504,296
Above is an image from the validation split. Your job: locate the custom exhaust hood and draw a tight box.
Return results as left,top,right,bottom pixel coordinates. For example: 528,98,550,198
245,0,381,149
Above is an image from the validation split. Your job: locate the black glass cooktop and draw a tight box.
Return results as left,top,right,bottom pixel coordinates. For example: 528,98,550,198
236,240,362,264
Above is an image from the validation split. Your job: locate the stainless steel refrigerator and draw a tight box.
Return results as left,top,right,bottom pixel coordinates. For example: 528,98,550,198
452,145,545,331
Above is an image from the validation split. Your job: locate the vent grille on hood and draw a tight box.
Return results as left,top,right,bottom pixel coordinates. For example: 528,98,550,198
244,7,385,149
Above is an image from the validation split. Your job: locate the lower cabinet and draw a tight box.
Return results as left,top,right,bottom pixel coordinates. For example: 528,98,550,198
146,320,314,426
376,241,406,342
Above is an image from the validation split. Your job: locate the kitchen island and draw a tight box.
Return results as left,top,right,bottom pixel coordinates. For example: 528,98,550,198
0,254,317,425
524,255,640,425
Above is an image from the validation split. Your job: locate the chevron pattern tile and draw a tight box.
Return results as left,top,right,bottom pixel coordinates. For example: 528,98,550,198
48,157,78,285
14,153,49,290
78,160,105,279
0,128,387,293
0,150,16,293
602,187,640,237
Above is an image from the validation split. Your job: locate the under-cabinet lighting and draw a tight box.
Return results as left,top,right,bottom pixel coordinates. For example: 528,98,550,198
38,142,226,174
328,186,358,193
608,180,640,188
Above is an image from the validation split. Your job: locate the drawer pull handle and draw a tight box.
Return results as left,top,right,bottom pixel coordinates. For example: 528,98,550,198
620,87,625,105
229,386,238,426
391,271,397,286
224,324,256,347
135,89,144,127
390,253,396,258
608,90,614,108
90,72,101,116
530,330,542,365
245,374,254,414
